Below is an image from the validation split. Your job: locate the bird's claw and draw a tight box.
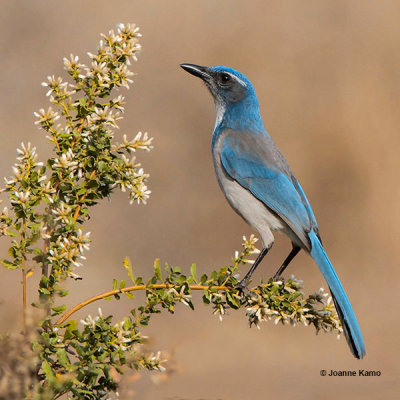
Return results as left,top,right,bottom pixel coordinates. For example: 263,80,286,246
235,279,251,296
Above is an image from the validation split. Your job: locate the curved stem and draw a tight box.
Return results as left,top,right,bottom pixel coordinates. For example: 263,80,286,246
56,283,228,325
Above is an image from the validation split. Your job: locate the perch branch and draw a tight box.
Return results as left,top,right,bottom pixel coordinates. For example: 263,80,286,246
56,283,228,325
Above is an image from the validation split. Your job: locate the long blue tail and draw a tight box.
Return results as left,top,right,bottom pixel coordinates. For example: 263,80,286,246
309,231,366,359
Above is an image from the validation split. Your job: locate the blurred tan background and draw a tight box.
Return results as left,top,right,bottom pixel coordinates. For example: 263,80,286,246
1,1,399,399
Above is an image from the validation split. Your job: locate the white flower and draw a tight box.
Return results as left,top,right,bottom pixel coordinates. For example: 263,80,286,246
11,166,23,179
117,23,141,37
41,181,56,203
16,142,38,162
88,61,109,77
111,95,125,111
134,131,153,150
129,184,151,205
121,154,137,169
33,107,60,127
72,229,91,253
4,177,17,185
53,150,78,172
114,64,134,88
39,224,51,240
116,23,126,33
87,106,121,129
318,287,329,298
63,54,84,72
112,132,153,153
13,190,31,204
41,75,67,96
51,202,73,223
80,314,98,328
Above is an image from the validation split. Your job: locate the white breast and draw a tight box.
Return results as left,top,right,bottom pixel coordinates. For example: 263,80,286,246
212,134,285,249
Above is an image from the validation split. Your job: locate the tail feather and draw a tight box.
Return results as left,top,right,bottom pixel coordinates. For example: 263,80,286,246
309,230,366,359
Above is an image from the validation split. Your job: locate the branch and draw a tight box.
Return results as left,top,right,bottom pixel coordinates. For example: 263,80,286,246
55,269,342,339
56,283,228,325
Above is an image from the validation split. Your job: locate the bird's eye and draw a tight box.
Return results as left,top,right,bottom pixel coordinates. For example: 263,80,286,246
220,73,231,84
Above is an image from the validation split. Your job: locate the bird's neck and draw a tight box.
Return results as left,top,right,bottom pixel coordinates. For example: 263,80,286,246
212,95,265,146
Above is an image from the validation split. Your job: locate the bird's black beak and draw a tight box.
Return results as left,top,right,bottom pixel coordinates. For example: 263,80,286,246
180,63,211,81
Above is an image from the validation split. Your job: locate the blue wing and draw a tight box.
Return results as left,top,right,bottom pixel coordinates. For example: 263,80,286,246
220,131,318,249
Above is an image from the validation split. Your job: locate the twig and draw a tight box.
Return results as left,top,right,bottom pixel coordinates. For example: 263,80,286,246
22,263,26,311
56,283,228,325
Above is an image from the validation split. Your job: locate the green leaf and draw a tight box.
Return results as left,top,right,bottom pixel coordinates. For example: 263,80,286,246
124,257,135,282
98,160,108,173
112,279,118,290
8,246,17,259
210,270,218,282
33,247,43,255
86,367,103,377
57,348,71,368
79,97,88,107
120,280,126,289
172,266,181,274
52,304,67,314
63,319,78,340
190,263,197,283
135,277,143,285
42,360,55,380
226,292,239,309
288,292,302,302
154,259,162,281
203,290,211,304
87,179,99,189
1,259,18,270
5,230,17,238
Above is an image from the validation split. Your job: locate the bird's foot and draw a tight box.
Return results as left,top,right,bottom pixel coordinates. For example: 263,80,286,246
235,278,251,296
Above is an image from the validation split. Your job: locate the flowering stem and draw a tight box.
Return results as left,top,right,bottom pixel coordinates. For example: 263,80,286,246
56,283,229,325
49,127,61,153
221,259,240,287
21,219,27,327
70,117,86,148
73,205,82,221
60,100,71,119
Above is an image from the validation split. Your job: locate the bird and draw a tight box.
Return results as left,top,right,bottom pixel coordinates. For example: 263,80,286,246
180,63,365,359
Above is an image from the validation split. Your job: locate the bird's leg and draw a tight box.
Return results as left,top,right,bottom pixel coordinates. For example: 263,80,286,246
237,247,269,288
273,245,301,280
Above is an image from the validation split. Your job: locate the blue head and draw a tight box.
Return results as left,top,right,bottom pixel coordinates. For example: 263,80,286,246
180,64,265,134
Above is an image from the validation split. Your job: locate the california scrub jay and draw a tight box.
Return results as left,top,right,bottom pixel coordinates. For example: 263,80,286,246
180,64,365,359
